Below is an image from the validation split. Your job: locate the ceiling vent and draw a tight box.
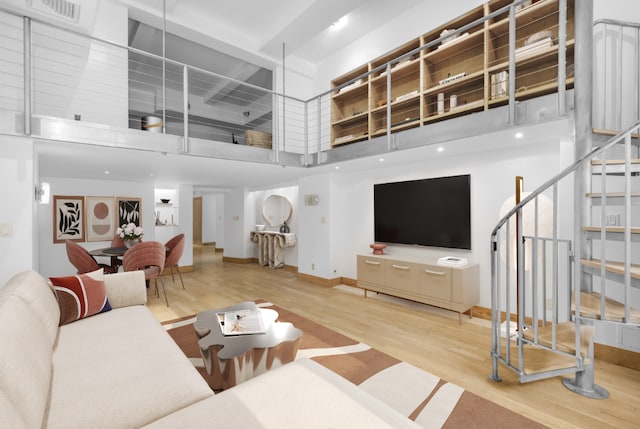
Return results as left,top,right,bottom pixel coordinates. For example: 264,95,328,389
27,0,80,23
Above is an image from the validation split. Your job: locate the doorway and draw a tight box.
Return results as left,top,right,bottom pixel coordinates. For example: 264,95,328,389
193,196,202,245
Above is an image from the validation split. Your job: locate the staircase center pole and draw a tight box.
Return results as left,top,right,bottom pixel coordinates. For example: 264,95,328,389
564,0,609,400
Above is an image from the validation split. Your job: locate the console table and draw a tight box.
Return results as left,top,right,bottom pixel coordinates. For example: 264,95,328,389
250,231,296,268
357,254,479,324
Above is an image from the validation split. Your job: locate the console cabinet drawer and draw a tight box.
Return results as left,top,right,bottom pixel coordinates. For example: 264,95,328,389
419,263,451,301
357,255,385,290
385,260,420,295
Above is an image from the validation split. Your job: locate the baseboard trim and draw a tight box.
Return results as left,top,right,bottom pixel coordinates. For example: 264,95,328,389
297,272,342,287
341,277,357,287
222,256,253,264
160,265,193,276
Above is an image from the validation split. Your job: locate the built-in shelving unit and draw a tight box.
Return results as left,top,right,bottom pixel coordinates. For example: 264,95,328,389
154,188,179,244
330,0,575,146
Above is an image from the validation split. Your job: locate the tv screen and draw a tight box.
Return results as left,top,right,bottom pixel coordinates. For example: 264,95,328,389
374,174,471,250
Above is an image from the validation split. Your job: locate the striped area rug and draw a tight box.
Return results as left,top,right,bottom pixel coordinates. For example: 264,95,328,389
163,302,547,429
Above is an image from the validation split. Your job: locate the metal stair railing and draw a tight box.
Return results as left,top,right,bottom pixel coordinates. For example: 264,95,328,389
490,120,640,398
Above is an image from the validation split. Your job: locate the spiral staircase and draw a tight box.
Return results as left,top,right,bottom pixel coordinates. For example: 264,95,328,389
489,18,640,398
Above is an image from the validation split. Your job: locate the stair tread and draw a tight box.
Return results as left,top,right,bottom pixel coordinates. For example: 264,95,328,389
573,291,640,323
586,192,640,197
583,226,640,234
581,258,640,280
501,342,581,374
522,321,593,356
592,128,640,139
591,159,640,165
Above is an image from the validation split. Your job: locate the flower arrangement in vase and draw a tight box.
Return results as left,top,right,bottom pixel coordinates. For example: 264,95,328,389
117,223,143,248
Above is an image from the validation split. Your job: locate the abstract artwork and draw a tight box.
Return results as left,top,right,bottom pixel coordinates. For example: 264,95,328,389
117,197,142,228
53,195,85,243
86,196,115,242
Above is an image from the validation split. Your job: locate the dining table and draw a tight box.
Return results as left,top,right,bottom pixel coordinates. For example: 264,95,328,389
89,246,128,271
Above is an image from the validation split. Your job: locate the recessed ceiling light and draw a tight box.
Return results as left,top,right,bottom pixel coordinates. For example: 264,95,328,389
437,147,444,152
515,132,524,138
104,170,110,175
331,15,348,30
379,158,385,162
335,166,340,170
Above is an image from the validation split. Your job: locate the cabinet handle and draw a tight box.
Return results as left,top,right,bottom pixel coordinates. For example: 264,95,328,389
424,269,445,276
392,264,410,270
365,260,381,265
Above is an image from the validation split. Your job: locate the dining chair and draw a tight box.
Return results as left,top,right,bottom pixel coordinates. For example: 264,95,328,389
122,241,168,306
164,233,185,290
111,234,125,247
109,234,125,269
65,240,118,274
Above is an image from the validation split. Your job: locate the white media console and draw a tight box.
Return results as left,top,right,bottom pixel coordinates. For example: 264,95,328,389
356,254,479,323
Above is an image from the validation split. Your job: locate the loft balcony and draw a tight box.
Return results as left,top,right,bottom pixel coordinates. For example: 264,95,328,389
0,2,580,170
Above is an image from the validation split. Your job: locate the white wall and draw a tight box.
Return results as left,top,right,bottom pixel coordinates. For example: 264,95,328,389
298,176,331,277
0,137,35,287
29,2,128,127
294,135,569,308
37,177,154,278
202,194,218,243
594,0,640,21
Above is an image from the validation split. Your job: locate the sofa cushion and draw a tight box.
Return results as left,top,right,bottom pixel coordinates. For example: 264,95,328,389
50,269,112,325
103,270,147,308
0,294,54,429
0,270,60,346
46,306,213,429
143,358,421,429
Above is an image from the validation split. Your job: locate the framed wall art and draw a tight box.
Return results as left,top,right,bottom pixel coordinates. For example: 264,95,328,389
117,197,142,228
85,196,115,242
53,195,85,243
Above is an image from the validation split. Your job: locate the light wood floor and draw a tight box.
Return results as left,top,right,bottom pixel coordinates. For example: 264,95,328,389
149,246,639,429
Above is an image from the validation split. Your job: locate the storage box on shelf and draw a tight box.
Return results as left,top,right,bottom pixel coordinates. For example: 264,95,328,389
246,130,272,148
329,0,574,146
356,254,479,323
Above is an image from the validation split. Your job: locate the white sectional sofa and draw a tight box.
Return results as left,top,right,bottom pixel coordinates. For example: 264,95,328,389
0,270,420,429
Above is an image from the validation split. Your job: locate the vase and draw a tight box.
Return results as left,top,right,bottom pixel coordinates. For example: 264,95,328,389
124,238,140,248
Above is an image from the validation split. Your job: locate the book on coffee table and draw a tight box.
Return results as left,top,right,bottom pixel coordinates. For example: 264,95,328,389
217,308,266,336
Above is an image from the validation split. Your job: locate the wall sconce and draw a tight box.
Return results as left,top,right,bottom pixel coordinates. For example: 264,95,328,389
35,182,50,204
304,194,319,206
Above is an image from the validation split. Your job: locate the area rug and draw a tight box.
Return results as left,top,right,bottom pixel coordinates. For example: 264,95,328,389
163,301,547,429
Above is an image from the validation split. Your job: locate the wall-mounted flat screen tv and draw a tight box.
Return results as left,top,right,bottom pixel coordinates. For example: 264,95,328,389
374,174,471,250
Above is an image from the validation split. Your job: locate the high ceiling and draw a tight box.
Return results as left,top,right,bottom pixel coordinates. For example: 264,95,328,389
123,0,425,66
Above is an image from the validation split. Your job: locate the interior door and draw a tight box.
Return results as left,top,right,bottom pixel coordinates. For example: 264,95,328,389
193,196,202,245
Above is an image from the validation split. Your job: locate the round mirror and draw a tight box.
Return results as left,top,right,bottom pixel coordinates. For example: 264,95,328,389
263,195,292,227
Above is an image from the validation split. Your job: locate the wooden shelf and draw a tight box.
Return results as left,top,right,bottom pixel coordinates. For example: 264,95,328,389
424,29,484,63
330,0,574,147
332,110,368,127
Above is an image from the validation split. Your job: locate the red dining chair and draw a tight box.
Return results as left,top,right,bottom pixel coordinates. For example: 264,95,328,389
65,240,118,274
164,233,185,290
111,234,125,247
123,241,168,306
109,234,125,269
